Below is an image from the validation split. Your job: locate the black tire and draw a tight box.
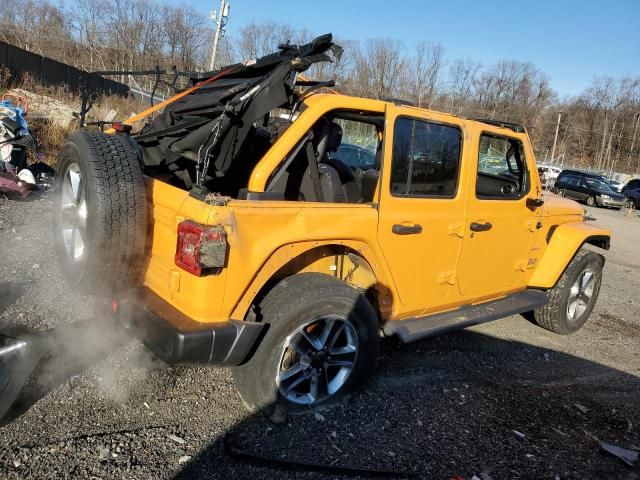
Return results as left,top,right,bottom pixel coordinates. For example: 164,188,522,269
53,131,147,295
232,273,379,413
533,249,604,335
586,195,596,207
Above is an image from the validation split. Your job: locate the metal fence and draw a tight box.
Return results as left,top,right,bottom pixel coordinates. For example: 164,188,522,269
0,41,128,96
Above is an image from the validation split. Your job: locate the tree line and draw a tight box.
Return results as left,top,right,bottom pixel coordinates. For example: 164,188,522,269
1,0,639,173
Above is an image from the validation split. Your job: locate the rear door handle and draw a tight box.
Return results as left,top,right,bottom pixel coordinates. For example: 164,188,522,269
392,224,423,235
470,221,492,232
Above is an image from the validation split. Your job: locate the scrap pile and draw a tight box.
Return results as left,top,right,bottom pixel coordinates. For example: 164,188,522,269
0,94,53,198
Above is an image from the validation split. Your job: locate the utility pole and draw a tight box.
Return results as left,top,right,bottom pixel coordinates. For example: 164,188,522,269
596,113,609,170
208,0,230,72
603,119,617,174
550,110,562,163
629,112,640,162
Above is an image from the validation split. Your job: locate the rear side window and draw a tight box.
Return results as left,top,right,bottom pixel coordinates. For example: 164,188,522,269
390,117,462,197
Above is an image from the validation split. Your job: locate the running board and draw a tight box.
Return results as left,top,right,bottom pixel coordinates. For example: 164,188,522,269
383,290,548,343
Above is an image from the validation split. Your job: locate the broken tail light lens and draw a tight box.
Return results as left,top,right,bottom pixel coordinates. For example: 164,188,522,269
175,221,227,276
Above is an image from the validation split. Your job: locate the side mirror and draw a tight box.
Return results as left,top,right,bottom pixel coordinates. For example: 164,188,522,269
526,197,545,209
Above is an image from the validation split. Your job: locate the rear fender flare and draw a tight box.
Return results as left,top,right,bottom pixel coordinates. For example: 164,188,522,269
228,240,395,322
528,222,610,289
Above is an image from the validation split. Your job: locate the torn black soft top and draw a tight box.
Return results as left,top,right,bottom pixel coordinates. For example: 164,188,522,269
135,33,342,190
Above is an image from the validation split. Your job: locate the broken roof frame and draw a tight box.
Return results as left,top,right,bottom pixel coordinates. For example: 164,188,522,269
77,34,342,195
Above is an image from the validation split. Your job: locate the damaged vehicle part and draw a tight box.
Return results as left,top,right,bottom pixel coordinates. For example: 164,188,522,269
0,329,45,421
134,34,342,197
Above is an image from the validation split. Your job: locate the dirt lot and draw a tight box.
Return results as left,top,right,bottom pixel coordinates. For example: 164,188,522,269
0,195,639,480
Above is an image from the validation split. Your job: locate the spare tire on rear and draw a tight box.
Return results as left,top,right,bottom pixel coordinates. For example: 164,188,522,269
53,131,147,295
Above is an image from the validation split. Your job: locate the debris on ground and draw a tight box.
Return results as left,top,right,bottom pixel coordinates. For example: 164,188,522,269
0,98,54,198
167,434,186,445
314,412,326,422
98,447,110,461
551,426,570,438
178,455,191,464
512,429,526,438
586,431,639,467
269,404,288,424
574,403,589,414
598,441,639,467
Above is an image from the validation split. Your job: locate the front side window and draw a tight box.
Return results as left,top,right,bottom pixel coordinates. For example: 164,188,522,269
476,134,529,199
328,119,378,170
390,117,462,197
584,178,613,192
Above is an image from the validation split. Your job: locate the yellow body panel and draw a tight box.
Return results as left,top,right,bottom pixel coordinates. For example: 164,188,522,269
528,221,611,288
140,93,611,325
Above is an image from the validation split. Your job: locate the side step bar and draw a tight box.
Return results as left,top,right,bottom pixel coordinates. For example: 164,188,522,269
383,289,548,343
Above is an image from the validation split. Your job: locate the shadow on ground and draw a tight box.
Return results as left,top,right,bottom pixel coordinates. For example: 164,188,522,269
172,328,640,480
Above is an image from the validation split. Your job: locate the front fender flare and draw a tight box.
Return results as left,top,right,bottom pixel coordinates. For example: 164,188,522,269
528,222,610,289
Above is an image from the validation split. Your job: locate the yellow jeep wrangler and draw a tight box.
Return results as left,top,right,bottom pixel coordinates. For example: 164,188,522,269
53,35,611,412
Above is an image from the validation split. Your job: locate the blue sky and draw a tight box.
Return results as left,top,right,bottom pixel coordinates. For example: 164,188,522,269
189,0,640,97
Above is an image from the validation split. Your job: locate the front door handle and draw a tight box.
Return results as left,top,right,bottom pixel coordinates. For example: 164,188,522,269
470,221,492,232
526,197,545,209
392,224,423,235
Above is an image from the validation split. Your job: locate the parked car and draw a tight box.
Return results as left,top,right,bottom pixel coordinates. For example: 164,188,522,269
622,178,640,194
329,143,376,169
44,35,611,413
554,170,625,208
606,178,624,193
537,165,562,187
623,186,640,209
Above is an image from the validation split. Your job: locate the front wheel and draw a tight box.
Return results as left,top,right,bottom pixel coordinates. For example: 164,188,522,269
232,273,379,413
532,249,604,334
586,195,596,207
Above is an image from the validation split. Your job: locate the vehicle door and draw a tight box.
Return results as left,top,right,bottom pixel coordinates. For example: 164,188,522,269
578,178,591,199
457,130,539,298
377,107,468,316
564,176,582,199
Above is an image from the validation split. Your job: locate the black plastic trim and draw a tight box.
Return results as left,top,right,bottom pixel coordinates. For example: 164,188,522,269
383,289,548,343
585,234,610,251
117,288,266,366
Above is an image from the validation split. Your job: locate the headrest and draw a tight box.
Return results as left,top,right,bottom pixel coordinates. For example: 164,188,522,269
326,122,343,152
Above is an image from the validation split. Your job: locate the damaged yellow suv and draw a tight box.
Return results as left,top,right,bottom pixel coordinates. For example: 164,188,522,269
53,35,611,412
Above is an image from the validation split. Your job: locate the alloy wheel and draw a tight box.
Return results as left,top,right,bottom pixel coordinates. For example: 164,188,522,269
60,163,87,262
567,267,597,323
276,315,358,405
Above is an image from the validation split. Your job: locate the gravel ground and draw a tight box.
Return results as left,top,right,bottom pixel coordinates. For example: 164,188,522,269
0,194,639,480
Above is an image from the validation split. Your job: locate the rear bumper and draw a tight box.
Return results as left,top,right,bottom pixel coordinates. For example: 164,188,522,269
116,289,265,366
596,197,625,208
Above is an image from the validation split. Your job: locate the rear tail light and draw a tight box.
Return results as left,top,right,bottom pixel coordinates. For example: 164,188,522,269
175,221,227,276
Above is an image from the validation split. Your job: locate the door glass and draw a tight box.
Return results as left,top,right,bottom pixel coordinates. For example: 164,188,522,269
329,119,378,170
390,117,462,197
477,135,529,199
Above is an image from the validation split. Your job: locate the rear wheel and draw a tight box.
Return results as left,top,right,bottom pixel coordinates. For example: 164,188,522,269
53,131,147,295
232,273,379,413
533,249,603,334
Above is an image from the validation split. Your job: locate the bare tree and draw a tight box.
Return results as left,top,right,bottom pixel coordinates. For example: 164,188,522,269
410,41,444,107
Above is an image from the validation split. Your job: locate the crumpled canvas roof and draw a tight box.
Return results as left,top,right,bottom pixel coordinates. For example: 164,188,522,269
135,34,341,190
